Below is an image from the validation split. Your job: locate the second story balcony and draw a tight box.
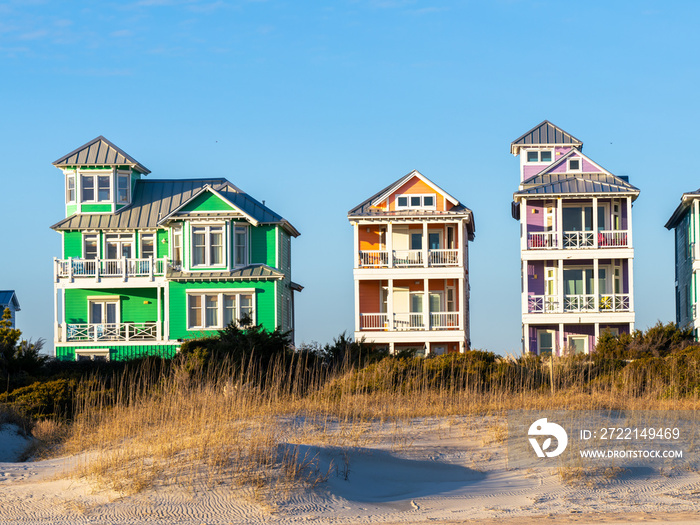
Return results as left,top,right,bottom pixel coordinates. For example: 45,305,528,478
527,293,631,314
527,230,630,250
358,249,460,268
54,257,167,283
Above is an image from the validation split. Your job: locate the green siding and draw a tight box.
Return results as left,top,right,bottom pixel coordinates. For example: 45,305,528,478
168,280,276,340
157,229,169,258
64,288,158,324
250,225,276,266
66,204,78,216
56,344,179,362
64,231,83,258
81,204,112,213
181,192,234,212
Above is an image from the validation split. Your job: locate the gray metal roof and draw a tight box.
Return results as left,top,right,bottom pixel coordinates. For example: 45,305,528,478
665,189,700,229
53,136,151,174
50,179,300,236
515,173,640,199
0,290,20,311
510,121,583,155
166,264,284,281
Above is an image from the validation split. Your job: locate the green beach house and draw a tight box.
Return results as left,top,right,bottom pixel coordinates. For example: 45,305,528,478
51,136,301,361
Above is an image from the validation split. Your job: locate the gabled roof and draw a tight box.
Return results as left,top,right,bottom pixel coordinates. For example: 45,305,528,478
0,290,20,311
510,120,583,155
514,173,640,199
166,264,285,281
53,136,151,174
51,178,300,237
665,190,700,229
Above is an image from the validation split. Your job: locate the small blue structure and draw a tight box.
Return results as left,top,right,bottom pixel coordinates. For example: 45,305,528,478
0,290,21,328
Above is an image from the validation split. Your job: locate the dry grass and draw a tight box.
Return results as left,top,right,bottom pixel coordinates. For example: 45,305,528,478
47,352,700,503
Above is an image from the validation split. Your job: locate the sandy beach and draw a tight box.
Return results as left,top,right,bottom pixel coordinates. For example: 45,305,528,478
1,418,698,524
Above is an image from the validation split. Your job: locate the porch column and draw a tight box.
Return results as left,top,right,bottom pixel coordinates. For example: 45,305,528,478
558,259,564,313
457,221,464,267
520,198,527,251
559,323,565,356
157,285,162,340
593,258,599,312
626,197,633,249
353,222,359,268
423,278,429,330
557,198,564,249
389,341,395,355
423,222,429,268
458,276,465,330
164,283,170,341
354,279,360,332
593,196,599,248
387,222,394,268
54,284,60,344
387,278,394,331
628,257,635,314
694,200,700,260
594,322,600,348
522,259,529,315
523,323,529,354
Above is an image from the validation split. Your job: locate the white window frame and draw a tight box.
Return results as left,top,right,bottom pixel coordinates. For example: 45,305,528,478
190,223,226,268
117,170,131,204
171,224,183,268
525,149,554,163
140,232,155,259
395,194,437,210
567,335,589,355
66,171,76,203
79,169,113,203
568,158,582,172
87,296,121,324
186,289,256,330
105,233,134,260
537,329,556,355
233,224,248,267
83,233,99,259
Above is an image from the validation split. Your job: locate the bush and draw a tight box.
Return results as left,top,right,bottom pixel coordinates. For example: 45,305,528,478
0,378,77,420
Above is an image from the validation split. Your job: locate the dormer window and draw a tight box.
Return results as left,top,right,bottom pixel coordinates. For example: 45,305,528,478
568,158,581,171
66,172,76,203
117,171,130,204
526,150,553,163
81,171,111,203
396,194,437,210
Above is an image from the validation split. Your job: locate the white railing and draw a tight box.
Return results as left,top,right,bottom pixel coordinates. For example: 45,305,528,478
430,312,459,329
55,257,167,281
358,251,389,267
61,322,159,342
392,250,423,267
599,294,631,312
428,249,459,266
563,231,595,249
529,294,631,314
528,295,559,313
360,313,389,330
394,312,424,330
598,230,629,248
528,232,556,249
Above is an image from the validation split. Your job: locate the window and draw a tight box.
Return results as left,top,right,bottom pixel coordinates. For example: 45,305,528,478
192,225,224,267
187,291,255,329
568,336,588,355
66,172,76,203
84,235,99,259
117,172,130,203
234,226,247,266
410,233,422,250
172,224,183,267
568,158,581,171
140,233,154,259
81,171,112,202
395,194,437,210
105,233,133,259
537,330,555,356
526,150,553,163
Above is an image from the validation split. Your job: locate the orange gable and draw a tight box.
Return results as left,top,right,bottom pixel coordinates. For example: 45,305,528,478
387,176,452,212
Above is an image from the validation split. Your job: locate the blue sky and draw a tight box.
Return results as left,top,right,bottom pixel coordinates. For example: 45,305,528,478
1,0,698,354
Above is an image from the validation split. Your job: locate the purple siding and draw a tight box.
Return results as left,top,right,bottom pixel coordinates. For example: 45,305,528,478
525,201,546,233
523,165,544,180
527,261,545,295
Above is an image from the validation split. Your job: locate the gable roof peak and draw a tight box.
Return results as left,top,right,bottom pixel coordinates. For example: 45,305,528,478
53,135,151,174
510,120,583,155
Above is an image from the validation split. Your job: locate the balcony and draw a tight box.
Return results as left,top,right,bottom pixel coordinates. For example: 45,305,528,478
358,249,460,268
527,230,629,250
359,312,461,331
528,294,631,314
55,257,167,282
58,322,159,342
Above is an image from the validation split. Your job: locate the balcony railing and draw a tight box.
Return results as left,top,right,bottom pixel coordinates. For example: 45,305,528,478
359,312,461,331
528,230,630,250
55,257,167,281
528,294,631,314
58,322,159,342
357,249,460,268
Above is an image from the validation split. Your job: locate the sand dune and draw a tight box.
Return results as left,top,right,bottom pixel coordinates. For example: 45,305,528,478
1,419,698,524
